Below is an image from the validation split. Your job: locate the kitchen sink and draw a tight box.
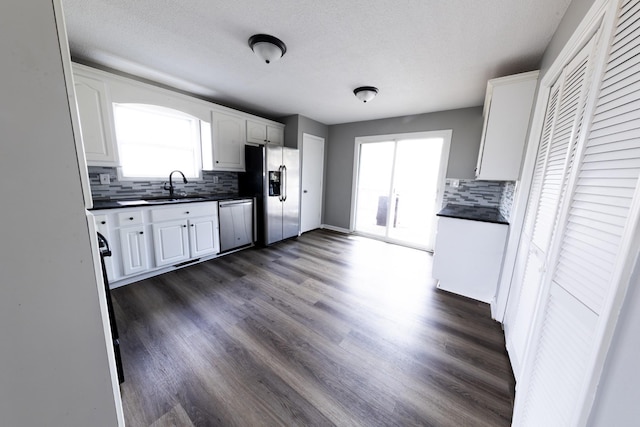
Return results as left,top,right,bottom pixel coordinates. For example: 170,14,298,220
116,196,208,206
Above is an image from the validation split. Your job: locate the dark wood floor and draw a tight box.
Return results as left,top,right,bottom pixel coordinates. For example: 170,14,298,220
112,230,515,427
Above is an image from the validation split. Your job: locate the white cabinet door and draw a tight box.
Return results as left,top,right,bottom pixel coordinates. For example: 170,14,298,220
433,217,508,303
246,119,268,144
476,71,538,181
73,72,118,165
266,124,284,145
188,216,219,257
246,120,284,145
119,226,149,276
210,110,245,171
152,220,189,267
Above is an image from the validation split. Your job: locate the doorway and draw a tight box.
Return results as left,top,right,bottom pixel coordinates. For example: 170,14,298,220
352,130,451,251
300,133,325,233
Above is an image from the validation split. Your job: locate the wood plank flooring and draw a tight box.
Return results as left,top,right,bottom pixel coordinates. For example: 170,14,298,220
112,230,515,426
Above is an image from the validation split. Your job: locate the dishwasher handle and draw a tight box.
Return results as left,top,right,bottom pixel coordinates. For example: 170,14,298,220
219,200,252,208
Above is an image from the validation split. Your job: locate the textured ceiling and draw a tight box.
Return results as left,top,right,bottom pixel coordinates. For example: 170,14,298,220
62,0,572,125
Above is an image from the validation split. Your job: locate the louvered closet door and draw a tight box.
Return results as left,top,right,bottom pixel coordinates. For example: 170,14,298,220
517,0,640,424
504,35,597,379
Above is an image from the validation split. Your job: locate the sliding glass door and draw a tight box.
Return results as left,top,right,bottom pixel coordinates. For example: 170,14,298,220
353,131,451,251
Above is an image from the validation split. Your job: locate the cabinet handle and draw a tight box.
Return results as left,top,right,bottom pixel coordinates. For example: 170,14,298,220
185,211,190,214
101,221,106,224
129,217,134,220
216,160,219,163
183,224,187,228
190,224,194,227
139,231,143,235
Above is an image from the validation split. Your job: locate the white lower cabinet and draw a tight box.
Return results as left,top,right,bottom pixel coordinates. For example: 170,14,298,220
433,216,508,303
119,226,149,276
152,219,190,267
93,201,230,286
189,217,220,257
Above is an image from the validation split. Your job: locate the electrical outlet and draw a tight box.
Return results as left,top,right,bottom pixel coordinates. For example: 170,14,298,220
451,179,460,188
213,176,219,184
99,174,111,185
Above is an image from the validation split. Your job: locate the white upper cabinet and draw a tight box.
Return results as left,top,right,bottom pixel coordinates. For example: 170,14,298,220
71,63,284,174
208,110,246,171
267,124,284,146
246,119,284,145
72,67,118,166
476,71,539,181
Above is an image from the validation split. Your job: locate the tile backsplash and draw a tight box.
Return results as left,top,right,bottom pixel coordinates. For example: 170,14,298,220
443,179,516,222
88,166,238,200
499,181,516,222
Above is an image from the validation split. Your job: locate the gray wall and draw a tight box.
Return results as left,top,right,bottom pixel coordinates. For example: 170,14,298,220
282,115,299,149
588,253,640,425
281,114,329,149
539,0,598,76
1,2,121,425
324,107,483,229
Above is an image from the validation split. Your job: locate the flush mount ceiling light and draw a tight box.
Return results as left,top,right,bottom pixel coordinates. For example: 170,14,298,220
354,86,379,103
248,34,287,64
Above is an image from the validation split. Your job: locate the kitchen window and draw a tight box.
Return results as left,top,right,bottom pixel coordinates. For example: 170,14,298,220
113,103,203,179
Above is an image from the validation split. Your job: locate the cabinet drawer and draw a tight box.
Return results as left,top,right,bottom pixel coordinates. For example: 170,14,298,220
151,202,218,222
94,214,110,228
117,210,144,226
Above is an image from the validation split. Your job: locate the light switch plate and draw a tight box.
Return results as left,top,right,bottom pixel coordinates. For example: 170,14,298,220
451,179,460,188
99,174,110,185
213,176,219,184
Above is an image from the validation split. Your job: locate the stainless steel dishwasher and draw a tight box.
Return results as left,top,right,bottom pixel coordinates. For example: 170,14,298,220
218,199,254,252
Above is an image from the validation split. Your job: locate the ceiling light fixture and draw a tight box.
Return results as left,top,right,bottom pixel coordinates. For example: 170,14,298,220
248,34,287,64
354,86,379,103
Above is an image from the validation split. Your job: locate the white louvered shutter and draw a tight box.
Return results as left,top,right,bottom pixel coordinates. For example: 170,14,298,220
504,81,559,376
523,83,561,235
555,0,640,314
504,35,596,379
517,0,640,424
531,48,593,251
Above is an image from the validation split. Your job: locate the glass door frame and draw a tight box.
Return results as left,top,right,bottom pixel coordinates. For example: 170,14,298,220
350,130,452,251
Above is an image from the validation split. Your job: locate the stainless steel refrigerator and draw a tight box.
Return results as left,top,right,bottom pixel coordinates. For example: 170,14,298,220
240,144,300,245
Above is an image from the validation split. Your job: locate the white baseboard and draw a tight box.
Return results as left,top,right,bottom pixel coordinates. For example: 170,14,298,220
320,224,352,234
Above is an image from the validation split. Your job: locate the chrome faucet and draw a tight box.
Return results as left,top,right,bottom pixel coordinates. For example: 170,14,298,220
163,170,188,198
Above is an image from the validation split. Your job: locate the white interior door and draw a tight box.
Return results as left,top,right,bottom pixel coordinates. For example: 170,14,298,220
300,133,325,233
504,34,596,378
515,1,640,422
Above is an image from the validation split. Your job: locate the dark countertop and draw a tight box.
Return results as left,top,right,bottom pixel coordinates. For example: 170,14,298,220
90,194,246,210
437,204,509,225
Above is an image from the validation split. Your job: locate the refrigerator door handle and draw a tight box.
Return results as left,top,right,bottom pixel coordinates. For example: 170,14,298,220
278,165,284,202
282,165,287,202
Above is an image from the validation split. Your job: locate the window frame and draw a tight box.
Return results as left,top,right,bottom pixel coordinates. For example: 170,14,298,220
112,102,204,181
